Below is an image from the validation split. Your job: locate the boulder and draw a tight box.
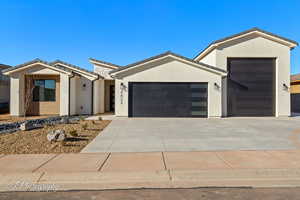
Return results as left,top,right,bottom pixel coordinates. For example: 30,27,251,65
20,121,33,131
47,129,66,142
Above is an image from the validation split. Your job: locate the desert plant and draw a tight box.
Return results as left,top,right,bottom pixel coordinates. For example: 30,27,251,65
79,116,85,121
44,123,54,130
81,123,88,130
69,129,78,137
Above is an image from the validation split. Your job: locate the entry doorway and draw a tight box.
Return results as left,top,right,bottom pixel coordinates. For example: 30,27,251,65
105,80,115,113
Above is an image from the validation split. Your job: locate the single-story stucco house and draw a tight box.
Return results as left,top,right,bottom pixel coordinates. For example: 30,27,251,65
2,27,298,118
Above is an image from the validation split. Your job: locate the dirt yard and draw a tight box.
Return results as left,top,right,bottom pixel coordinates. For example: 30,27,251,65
0,120,111,154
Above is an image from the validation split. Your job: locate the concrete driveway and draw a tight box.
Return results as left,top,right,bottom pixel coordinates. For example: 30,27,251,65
82,117,300,152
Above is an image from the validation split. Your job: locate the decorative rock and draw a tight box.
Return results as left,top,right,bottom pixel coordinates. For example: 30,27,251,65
47,129,66,142
20,121,33,131
60,118,69,124
55,130,66,141
0,115,89,135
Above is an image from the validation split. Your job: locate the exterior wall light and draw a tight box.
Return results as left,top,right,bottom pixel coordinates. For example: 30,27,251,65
120,82,126,104
214,82,220,90
283,83,289,91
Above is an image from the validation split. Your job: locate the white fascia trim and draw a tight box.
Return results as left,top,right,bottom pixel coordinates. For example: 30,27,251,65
3,62,72,76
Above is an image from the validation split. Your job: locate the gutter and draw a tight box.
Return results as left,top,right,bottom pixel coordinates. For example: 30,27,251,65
91,75,101,115
68,73,75,116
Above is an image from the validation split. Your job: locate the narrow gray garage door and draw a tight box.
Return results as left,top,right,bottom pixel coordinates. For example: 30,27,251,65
128,82,207,117
228,58,275,116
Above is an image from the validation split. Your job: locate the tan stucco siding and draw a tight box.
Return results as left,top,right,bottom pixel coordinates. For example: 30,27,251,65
93,79,105,114
115,59,222,117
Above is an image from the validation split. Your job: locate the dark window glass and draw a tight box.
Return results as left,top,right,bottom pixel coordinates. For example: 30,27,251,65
33,80,56,101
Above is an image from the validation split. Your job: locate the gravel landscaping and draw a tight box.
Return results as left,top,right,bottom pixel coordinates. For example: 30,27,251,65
0,114,54,124
0,120,111,154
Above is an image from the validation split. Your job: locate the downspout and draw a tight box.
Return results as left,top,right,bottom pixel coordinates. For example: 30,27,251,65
68,73,75,116
91,75,100,115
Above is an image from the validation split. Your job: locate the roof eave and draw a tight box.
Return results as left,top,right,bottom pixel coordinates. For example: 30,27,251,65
89,58,120,69
2,62,72,76
194,29,298,61
110,53,227,77
51,61,102,80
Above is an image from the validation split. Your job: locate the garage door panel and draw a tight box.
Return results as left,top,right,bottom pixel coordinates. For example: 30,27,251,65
228,58,275,116
129,82,208,117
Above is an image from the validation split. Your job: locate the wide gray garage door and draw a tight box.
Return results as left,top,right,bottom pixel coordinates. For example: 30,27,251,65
228,58,275,116
128,82,207,117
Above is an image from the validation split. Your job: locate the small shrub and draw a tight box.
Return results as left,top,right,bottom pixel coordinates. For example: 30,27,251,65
79,116,85,121
69,129,78,137
44,124,54,130
82,123,88,130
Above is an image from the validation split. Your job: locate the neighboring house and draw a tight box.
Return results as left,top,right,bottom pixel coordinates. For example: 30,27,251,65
291,73,300,113
0,64,11,113
3,27,299,117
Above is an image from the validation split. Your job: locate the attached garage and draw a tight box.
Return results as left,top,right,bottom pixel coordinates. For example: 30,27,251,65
227,58,275,116
111,52,226,118
128,82,208,117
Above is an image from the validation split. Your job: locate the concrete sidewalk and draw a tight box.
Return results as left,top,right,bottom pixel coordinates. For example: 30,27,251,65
1,150,300,191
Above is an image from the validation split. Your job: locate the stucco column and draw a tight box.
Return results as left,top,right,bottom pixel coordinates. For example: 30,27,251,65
10,73,24,116
60,74,70,116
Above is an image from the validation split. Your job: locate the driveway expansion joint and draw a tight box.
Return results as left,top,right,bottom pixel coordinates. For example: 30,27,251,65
214,152,234,169
36,172,45,183
98,153,111,171
161,152,167,170
32,154,59,173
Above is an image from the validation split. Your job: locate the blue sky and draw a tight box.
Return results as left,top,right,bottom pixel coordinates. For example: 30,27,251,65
0,0,299,74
